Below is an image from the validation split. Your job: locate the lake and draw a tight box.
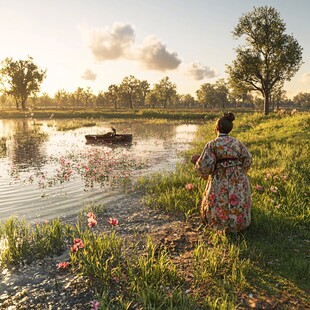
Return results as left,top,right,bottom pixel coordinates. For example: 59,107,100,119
0,118,198,223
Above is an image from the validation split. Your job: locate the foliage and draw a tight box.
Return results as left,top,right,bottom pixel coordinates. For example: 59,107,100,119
196,79,229,109
0,218,66,266
54,119,96,131
226,6,303,114
293,92,310,108
0,56,47,110
146,76,177,108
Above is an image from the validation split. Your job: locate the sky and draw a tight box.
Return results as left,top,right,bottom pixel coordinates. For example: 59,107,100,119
0,0,309,99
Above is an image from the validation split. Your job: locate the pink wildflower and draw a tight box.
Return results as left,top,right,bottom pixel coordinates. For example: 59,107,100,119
87,212,96,219
73,238,84,249
71,244,79,252
185,183,195,191
270,186,278,193
109,217,119,226
229,194,239,206
255,184,263,192
88,217,97,228
90,300,100,310
56,261,69,269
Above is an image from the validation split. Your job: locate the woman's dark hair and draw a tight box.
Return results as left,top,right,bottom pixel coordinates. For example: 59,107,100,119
216,112,235,134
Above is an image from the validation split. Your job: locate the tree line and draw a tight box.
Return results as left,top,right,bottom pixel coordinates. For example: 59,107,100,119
0,6,306,114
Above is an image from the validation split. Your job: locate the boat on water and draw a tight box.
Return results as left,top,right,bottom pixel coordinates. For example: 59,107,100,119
85,127,133,144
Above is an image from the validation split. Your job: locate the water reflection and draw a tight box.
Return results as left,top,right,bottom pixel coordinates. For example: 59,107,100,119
0,118,198,223
10,129,48,170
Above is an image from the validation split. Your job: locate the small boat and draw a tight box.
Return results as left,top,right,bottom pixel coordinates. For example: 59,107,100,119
85,127,133,144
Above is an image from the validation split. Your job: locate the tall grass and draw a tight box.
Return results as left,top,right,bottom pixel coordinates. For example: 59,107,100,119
136,112,310,306
0,218,66,266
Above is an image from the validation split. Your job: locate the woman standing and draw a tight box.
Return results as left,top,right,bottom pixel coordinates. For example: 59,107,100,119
191,112,252,232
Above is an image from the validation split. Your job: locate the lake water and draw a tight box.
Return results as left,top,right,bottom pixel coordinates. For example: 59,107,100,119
0,119,198,223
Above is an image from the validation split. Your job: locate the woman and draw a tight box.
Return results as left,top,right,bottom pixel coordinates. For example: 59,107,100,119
191,112,252,232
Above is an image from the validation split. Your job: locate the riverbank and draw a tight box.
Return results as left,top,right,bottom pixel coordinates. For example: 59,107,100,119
0,111,309,309
0,108,221,121
0,194,192,309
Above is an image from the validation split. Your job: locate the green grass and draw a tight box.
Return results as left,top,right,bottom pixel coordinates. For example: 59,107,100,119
135,111,310,306
52,119,97,131
0,112,309,309
0,108,220,121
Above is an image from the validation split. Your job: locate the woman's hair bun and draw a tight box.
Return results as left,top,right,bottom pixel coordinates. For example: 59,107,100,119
224,112,235,122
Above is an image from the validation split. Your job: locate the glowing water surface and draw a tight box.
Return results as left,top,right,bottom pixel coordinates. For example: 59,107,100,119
0,119,198,223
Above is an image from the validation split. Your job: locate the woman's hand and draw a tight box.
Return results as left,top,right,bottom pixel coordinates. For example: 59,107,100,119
191,154,200,164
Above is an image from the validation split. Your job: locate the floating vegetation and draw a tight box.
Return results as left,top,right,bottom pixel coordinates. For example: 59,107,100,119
55,119,97,131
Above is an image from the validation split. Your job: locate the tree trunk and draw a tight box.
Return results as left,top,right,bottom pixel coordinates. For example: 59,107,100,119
21,99,27,110
264,93,269,115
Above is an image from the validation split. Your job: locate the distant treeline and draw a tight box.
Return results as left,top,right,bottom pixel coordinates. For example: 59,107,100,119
0,76,309,112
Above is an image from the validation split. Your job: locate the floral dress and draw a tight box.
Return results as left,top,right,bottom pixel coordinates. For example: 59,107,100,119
195,133,252,232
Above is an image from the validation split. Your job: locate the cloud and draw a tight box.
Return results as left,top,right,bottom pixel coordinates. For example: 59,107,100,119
85,22,215,75
185,62,217,80
81,69,97,81
301,72,310,84
89,23,135,61
137,35,181,71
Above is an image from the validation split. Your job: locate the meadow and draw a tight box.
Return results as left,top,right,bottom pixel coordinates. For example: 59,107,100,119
0,111,309,309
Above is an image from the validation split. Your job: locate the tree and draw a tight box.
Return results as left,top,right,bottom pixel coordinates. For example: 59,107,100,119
55,89,71,108
293,92,310,108
145,91,159,108
226,6,303,115
138,80,150,107
228,78,254,108
95,91,107,107
80,87,95,107
119,75,141,109
0,56,46,110
196,79,229,109
105,84,120,109
152,76,177,108
178,94,196,108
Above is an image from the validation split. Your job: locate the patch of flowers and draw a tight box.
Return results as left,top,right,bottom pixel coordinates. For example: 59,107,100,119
25,147,148,191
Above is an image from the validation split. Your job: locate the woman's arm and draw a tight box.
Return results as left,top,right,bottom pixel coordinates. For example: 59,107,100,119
194,143,216,179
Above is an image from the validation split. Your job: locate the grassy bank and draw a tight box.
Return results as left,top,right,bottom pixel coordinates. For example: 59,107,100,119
0,108,221,121
136,112,310,305
0,112,309,309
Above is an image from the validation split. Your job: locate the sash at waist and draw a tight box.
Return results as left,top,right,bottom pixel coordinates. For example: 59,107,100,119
216,157,239,163
215,157,242,169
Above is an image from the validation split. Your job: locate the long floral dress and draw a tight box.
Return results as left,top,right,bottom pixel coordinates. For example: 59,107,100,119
195,133,252,232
